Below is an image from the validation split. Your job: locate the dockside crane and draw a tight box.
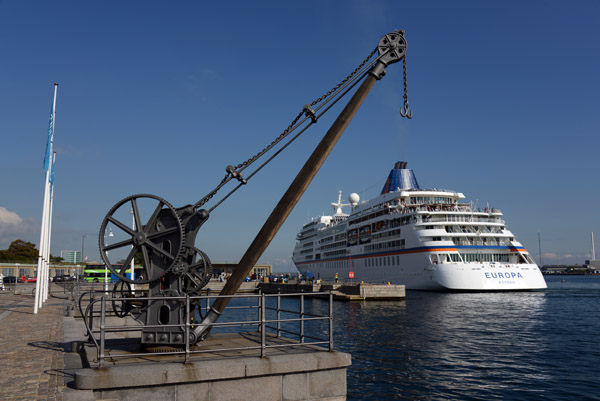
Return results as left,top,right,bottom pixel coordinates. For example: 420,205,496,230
96,30,412,347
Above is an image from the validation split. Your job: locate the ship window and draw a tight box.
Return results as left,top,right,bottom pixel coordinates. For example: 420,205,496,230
494,254,509,262
450,254,461,262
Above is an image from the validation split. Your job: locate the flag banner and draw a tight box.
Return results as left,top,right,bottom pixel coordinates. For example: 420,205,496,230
43,102,54,171
50,152,56,188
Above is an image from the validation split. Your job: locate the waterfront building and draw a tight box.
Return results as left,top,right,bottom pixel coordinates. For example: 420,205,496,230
1,262,83,279
0,261,271,281
60,250,82,264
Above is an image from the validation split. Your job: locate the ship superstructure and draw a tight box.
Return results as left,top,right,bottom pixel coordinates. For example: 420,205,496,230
292,162,547,290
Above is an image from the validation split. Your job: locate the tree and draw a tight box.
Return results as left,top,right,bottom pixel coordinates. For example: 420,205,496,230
1,239,39,262
50,255,64,263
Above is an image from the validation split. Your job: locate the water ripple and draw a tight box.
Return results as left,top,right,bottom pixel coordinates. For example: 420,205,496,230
329,276,600,400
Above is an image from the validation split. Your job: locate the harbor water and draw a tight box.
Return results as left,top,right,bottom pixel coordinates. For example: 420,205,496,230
333,275,600,400
217,276,599,400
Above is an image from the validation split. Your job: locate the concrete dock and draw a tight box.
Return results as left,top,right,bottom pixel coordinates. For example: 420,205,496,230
258,282,406,301
0,284,353,400
74,332,350,400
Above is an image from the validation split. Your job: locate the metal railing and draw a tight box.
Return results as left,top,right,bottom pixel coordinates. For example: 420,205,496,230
80,290,334,368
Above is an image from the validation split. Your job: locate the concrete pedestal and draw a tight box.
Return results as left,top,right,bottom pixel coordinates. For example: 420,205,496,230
73,333,351,401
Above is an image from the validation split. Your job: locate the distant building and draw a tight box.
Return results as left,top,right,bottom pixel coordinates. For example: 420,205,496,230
585,259,600,270
212,262,272,278
541,266,569,274
61,250,82,264
0,262,83,278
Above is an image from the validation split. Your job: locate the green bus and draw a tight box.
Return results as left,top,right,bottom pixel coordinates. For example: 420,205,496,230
83,264,133,283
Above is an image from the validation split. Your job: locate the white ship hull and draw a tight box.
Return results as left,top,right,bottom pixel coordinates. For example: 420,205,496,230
297,259,546,291
292,162,547,291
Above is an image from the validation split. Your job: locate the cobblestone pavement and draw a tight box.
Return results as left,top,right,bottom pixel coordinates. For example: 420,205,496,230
0,292,66,401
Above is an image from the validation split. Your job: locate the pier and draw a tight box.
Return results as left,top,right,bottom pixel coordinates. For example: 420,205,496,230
259,282,406,301
0,283,353,400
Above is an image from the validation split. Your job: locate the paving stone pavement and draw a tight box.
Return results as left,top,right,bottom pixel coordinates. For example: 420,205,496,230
0,292,66,401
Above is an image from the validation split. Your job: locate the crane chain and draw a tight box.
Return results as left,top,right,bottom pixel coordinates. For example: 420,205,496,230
233,47,379,172
310,47,378,107
195,47,379,211
400,55,412,118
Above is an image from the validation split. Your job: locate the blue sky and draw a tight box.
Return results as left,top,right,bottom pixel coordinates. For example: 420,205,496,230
1,0,598,271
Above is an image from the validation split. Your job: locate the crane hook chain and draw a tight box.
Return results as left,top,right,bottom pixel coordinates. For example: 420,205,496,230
400,56,413,119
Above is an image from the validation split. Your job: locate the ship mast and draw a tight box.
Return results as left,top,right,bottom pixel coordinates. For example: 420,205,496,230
331,190,350,216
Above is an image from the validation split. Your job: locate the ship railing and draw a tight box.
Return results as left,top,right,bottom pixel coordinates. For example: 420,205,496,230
415,216,505,225
79,290,335,368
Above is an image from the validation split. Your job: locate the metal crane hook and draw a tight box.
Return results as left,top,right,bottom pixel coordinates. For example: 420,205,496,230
400,99,413,119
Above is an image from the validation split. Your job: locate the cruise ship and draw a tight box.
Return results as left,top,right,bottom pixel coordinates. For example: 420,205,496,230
292,162,547,291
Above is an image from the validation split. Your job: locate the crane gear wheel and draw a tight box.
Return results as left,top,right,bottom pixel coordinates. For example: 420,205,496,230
111,280,133,318
179,246,212,295
99,194,185,284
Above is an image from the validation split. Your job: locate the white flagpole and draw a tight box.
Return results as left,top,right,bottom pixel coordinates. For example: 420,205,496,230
34,171,50,313
40,180,50,305
34,83,57,314
43,152,56,302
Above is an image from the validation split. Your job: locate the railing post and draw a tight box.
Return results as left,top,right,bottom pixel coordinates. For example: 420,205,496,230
185,294,190,363
329,291,334,351
257,289,262,332
277,290,281,338
99,296,106,368
261,292,266,357
87,291,95,340
300,294,305,344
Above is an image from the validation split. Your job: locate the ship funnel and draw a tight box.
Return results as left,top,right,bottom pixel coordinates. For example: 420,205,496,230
381,161,420,194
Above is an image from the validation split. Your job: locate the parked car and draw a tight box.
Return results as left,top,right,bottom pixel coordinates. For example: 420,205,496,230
2,276,21,283
52,275,73,282
21,276,36,283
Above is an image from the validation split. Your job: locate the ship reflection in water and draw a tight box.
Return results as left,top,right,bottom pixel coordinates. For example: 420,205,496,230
330,275,600,400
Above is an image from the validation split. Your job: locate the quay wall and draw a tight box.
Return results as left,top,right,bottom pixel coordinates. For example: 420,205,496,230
75,350,351,401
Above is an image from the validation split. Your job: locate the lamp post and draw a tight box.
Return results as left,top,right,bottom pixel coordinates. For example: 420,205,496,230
81,234,87,264
129,208,135,291
104,228,113,292
81,234,87,278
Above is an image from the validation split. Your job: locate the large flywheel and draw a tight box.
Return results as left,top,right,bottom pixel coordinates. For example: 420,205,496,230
99,194,184,284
